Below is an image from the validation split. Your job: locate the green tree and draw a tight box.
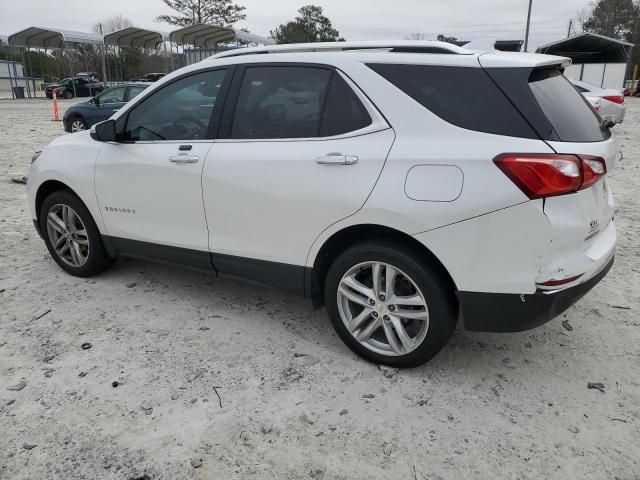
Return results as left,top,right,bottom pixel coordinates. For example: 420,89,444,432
581,0,639,40
271,5,344,44
156,0,246,27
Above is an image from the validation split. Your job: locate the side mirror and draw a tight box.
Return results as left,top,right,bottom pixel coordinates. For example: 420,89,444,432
90,119,117,142
89,97,97,104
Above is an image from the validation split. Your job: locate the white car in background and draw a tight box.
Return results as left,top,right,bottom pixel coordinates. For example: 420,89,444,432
571,79,625,125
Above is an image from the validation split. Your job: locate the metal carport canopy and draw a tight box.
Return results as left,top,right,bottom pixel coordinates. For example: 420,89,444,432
104,27,168,49
8,26,103,48
536,33,633,64
169,24,274,48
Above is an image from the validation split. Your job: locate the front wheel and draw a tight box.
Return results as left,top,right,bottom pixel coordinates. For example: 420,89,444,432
324,242,457,368
39,190,114,277
63,91,73,99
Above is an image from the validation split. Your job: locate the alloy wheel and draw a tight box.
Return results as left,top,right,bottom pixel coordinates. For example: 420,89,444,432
337,261,429,356
46,204,90,267
71,120,86,132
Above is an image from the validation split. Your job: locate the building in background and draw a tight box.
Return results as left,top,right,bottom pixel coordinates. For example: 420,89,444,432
536,33,633,89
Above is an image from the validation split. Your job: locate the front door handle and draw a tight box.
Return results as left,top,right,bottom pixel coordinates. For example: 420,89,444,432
169,153,199,164
316,153,359,165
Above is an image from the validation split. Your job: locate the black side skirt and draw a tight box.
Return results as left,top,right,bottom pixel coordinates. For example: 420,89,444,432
103,236,307,296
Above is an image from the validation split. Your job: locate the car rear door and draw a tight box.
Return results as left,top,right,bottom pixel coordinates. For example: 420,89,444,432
201,64,395,292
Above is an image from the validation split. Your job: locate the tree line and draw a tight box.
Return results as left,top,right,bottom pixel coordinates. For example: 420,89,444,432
3,0,637,82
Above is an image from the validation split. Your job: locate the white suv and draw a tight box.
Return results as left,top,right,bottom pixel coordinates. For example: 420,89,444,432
27,41,618,367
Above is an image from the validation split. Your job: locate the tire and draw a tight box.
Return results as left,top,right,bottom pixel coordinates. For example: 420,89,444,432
69,116,88,132
39,190,114,277
64,91,73,99
324,241,457,368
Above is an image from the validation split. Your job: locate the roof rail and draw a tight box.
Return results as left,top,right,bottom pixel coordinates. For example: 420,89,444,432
208,40,472,59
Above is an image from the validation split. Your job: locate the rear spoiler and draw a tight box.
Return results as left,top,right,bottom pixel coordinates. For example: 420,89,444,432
478,51,571,69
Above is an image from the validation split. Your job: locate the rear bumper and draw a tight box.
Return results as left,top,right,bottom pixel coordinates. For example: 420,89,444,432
458,255,614,332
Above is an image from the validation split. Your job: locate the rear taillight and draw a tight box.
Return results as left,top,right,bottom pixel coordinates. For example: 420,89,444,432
494,153,607,199
581,155,607,190
603,95,624,105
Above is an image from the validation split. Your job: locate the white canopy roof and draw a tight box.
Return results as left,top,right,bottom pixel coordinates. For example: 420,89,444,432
104,27,168,49
8,26,103,48
169,24,274,48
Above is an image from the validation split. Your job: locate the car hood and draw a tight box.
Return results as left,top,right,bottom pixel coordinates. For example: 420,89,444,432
49,130,93,146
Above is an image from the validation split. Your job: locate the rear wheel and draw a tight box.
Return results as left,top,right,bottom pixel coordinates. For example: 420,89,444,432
39,190,114,277
324,242,456,368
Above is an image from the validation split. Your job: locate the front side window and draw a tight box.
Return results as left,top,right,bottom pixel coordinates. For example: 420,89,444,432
98,87,126,104
124,69,226,141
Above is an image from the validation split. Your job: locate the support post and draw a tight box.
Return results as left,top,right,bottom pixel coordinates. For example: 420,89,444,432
7,46,15,99
20,48,32,98
524,0,533,52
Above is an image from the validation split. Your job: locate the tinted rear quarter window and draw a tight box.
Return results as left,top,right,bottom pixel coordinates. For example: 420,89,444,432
368,63,537,138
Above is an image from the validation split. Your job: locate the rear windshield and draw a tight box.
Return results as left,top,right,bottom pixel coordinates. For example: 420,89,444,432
368,64,538,138
528,68,608,142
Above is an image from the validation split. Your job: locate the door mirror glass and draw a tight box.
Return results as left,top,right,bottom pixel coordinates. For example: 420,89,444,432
90,119,117,142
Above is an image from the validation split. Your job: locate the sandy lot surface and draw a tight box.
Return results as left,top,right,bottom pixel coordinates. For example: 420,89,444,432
1,98,639,480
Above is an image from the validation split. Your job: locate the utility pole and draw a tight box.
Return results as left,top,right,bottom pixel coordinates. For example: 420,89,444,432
98,23,108,84
524,0,533,52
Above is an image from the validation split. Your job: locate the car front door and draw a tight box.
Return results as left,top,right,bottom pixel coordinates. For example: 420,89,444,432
95,68,231,268
202,64,395,292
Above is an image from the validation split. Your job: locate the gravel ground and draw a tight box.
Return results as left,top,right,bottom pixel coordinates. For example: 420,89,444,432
1,98,639,480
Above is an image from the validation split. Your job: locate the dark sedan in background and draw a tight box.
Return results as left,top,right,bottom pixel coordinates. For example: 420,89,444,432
45,77,104,99
63,83,149,132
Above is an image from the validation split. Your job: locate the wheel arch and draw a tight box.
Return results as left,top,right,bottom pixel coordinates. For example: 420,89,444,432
35,180,82,223
307,223,458,309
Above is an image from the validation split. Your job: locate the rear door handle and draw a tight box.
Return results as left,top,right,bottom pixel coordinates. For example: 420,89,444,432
169,153,199,164
316,153,359,165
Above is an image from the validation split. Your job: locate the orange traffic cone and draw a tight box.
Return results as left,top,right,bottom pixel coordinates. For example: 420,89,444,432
52,89,60,122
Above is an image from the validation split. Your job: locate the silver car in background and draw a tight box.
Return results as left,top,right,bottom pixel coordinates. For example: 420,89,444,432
571,79,626,125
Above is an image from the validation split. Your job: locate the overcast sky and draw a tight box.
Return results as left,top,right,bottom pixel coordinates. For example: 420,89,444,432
0,0,591,50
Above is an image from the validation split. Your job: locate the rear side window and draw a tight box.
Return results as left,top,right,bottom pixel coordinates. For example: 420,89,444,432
320,74,372,136
229,66,373,140
231,66,331,139
368,63,537,138
528,68,608,142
